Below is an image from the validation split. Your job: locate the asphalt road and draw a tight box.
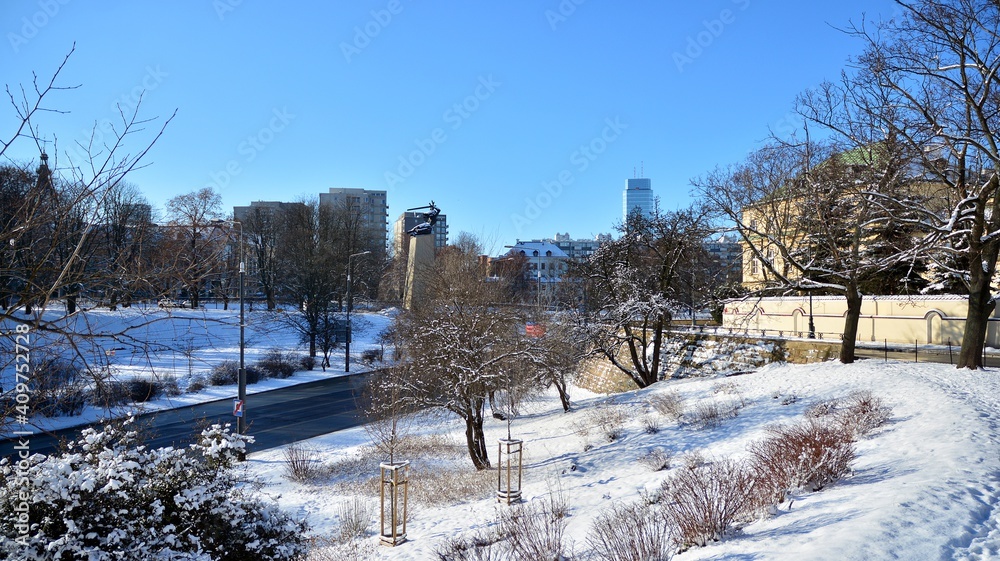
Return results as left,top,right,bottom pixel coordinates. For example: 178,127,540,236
0,372,374,462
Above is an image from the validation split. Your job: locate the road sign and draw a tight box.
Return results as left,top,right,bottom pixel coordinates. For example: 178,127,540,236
233,399,244,418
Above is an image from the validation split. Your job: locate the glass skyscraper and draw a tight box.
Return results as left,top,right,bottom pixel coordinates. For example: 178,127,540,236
623,177,654,221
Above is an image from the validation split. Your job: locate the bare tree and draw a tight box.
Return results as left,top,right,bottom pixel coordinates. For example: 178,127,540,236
164,187,224,309
573,205,712,388
842,0,1000,368
695,134,927,363
386,234,536,470
0,46,174,429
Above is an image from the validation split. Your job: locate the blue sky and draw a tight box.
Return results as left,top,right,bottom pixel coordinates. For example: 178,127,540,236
3,0,898,253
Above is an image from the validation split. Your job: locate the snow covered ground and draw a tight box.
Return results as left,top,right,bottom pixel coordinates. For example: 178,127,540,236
249,359,1000,560
1,304,392,435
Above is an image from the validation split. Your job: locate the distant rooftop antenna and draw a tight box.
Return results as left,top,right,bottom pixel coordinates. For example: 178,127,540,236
641,161,644,177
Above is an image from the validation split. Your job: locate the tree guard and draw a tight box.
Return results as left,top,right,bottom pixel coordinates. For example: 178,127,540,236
496,439,523,504
379,461,409,546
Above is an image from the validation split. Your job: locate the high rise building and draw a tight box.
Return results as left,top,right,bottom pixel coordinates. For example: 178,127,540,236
393,210,448,256
233,200,305,223
623,177,655,221
318,188,388,251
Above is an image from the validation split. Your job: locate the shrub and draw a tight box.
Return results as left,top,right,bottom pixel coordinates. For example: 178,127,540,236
838,391,891,437
747,419,855,505
284,443,322,482
361,349,383,364
336,497,375,542
588,501,674,561
587,404,629,442
91,380,131,408
639,447,673,472
691,399,729,429
187,376,207,393
299,354,317,371
125,377,161,402
257,349,297,379
661,459,758,549
0,420,307,560
805,398,840,418
435,531,506,561
209,360,263,386
641,414,660,434
501,500,570,561
648,391,684,421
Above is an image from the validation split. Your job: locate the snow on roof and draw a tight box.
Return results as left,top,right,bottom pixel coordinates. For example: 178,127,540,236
505,241,569,258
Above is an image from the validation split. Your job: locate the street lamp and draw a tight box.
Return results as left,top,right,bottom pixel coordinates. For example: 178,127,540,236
212,220,246,438
808,291,816,339
346,250,371,372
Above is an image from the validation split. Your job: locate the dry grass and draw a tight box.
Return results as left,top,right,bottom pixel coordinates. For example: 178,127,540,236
648,391,685,421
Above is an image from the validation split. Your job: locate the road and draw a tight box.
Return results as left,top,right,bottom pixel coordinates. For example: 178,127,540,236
0,372,373,461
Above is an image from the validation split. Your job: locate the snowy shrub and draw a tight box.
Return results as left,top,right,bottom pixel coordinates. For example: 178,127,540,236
661,458,758,549
588,501,674,561
284,443,322,482
257,349,297,379
124,377,161,402
586,404,629,442
747,419,855,504
299,354,317,371
0,419,307,560
307,537,378,561
361,348,383,364
31,357,87,417
641,414,660,434
648,391,685,421
838,391,891,437
691,399,736,429
187,375,207,393
501,500,570,561
209,360,263,386
639,447,673,472
435,531,507,561
805,398,840,418
91,380,131,408
414,465,494,507
336,497,376,542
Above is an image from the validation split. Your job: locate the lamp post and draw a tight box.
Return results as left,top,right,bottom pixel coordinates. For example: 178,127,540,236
346,250,371,372
212,220,246,438
808,291,815,339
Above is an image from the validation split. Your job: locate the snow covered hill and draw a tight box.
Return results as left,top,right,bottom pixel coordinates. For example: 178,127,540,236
251,359,1000,560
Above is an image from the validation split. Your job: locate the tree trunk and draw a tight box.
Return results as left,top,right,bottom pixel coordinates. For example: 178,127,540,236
839,286,862,364
958,278,994,369
463,400,490,470
553,376,571,412
266,290,276,310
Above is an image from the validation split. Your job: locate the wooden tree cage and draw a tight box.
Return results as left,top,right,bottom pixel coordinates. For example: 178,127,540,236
496,438,523,504
379,461,409,546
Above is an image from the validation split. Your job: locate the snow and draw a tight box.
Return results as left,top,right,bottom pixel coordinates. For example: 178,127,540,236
249,359,1000,560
